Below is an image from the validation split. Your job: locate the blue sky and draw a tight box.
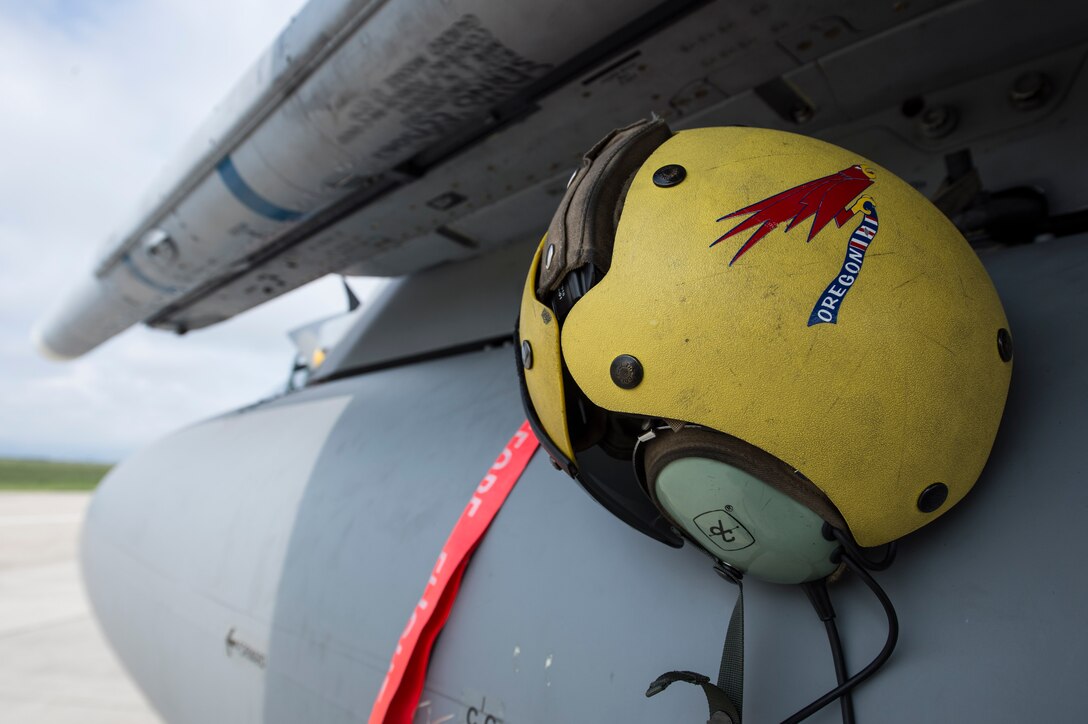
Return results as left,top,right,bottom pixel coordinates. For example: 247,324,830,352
0,0,373,462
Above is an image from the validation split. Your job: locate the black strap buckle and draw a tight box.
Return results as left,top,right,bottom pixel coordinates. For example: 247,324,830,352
646,580,744,722
645,670,710,698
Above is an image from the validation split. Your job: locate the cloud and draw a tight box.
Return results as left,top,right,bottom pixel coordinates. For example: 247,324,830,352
0,0,379,462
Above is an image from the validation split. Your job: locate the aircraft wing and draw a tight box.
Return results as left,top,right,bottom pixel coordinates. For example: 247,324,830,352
33,0,1026,359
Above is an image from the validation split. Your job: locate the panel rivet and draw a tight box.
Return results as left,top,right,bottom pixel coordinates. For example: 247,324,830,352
610,354,643,389
997,328,1013,362
652,164,686,188
791,105,813,124
917,104,958,139
917,483,949,513
521,340,533,370
1009,71,1051,111
140,229,178,264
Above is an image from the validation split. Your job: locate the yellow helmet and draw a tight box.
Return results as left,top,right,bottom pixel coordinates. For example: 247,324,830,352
516,119,1012,575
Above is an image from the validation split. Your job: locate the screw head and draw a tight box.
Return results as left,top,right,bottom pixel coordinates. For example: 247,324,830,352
917,104,958,139
1009,71,1051,110
610,354,643,389
997,328,1013,362
917,483,949,513
521,340,533,370
791,105,814,124
652,164,687,188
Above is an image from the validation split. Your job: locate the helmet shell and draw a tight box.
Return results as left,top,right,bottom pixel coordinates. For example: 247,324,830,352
555,127,1011,546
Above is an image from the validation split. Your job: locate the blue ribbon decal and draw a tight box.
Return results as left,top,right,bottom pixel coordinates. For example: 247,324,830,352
807,201,878,326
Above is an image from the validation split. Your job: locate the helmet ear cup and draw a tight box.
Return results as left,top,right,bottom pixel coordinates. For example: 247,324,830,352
642,427,847,529
642,427,846,584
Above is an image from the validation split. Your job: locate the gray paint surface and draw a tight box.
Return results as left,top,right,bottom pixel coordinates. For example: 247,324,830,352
84,234,1088,722
313,240,532,380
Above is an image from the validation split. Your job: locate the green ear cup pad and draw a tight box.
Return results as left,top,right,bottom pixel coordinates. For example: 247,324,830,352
645,428,842,583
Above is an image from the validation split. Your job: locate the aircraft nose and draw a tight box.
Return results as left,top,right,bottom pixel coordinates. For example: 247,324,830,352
79,394,353,723
79,445,271,723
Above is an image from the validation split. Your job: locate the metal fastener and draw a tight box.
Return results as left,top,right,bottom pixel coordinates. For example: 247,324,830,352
1008,71,1051,111
916,104,958,139
917,483,949,513
997,328,1013,362
610,354,643,389
521,340,533,370
140,229,178,264
652,165,686,188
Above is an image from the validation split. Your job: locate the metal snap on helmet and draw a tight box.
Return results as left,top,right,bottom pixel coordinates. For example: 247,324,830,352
515,118,1012,576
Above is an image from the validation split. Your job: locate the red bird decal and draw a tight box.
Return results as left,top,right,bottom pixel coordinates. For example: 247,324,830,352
711,164,876,265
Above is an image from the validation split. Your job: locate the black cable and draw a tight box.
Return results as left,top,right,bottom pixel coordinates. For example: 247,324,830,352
780,555,899,724
801,579,855,724
858,540,896,571
841,530,897,571
821,523,897,571
824,617,856,724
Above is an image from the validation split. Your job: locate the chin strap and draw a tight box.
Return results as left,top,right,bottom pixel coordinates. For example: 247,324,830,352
646,568,745,724
645,539,899,724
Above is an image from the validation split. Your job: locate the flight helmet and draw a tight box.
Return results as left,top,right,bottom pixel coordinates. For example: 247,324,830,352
514,118,1012,721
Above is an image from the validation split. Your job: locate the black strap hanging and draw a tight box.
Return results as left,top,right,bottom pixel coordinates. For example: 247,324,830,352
646,533,900,724
646,579,745,724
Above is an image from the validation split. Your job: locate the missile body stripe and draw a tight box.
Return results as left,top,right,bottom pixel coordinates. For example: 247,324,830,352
215,155,306,223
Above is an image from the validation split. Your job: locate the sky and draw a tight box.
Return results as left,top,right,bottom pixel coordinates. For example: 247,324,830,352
0,0,375,462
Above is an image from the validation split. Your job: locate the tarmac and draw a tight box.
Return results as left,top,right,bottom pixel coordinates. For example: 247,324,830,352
0,492,161,724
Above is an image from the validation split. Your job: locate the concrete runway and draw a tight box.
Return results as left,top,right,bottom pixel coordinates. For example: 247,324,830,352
0,492,161,724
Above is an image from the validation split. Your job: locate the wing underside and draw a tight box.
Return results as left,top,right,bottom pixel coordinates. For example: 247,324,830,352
34,0,1088,358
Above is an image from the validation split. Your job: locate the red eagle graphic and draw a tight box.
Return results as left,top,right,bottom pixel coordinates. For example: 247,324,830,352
711,164,875,265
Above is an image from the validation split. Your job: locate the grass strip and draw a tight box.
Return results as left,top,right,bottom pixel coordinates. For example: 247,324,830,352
0,458,113,491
